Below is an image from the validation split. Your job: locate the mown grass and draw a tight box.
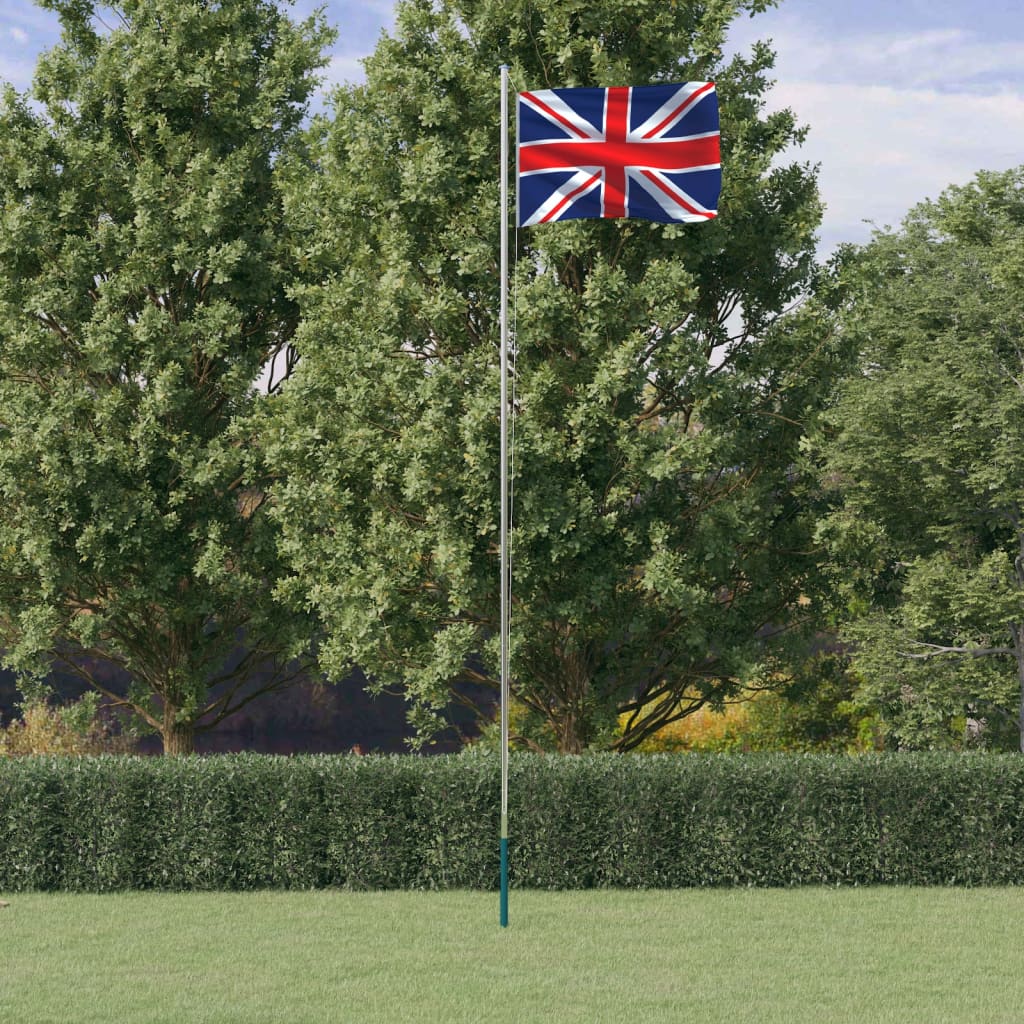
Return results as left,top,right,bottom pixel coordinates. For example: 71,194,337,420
1,888,1022,1023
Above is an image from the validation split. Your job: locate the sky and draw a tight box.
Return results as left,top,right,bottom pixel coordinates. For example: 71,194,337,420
1,0,1023,255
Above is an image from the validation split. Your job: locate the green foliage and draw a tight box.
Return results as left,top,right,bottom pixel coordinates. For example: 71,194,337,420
0,0,333,751
738,686,880,754
817,167,1024,750
269,0,839,753
472,696,563,752
736,656,884,753
4,751,1024,891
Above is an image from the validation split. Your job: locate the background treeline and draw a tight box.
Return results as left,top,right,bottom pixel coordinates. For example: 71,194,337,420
0,662,455,755
1,0,1022,756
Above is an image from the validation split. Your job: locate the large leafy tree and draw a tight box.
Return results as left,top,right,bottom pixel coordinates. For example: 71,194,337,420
818,167,1024,751
0,0,332,753
270,0,838,752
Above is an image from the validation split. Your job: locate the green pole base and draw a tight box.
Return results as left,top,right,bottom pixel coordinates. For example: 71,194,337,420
500,837,509,927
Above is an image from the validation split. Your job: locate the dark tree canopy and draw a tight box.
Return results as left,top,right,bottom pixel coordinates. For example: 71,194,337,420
0,0,333,753
269,0,842,752
818,166,1024,751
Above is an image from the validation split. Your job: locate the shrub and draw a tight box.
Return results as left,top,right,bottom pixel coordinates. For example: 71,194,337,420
0,697,135,757
2,752,1024,891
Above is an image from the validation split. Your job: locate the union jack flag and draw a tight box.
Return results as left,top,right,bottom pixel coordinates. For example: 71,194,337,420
517,82,721,227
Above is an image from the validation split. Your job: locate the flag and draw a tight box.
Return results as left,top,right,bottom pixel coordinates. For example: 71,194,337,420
517,82,721,227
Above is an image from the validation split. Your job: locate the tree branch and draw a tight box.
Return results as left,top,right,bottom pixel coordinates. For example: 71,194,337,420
899,641,1015,660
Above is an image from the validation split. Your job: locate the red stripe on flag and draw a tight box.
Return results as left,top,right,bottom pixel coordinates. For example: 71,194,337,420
518,135,720,175
639,170,717,218
603,87,629,219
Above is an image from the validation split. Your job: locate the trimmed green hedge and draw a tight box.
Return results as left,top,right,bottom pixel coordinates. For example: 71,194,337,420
3,752,1024,891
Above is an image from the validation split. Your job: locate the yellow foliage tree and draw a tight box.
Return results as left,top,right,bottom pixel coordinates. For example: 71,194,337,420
0,697,134,756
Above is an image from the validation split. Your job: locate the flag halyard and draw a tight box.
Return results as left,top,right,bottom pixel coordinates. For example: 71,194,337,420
517,82,721,226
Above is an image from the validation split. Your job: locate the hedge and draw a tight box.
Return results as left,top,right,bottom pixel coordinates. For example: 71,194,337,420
3,751,1024,891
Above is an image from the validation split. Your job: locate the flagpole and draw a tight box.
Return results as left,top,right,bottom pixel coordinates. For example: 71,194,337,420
498,62,510,930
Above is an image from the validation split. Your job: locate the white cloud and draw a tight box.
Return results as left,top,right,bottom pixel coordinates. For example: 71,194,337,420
726,19,1024,252
878,28,964,58
0,53,35,91
775,81,1024,251
743,21,1024,93
0,5,61,90
323,53,367,88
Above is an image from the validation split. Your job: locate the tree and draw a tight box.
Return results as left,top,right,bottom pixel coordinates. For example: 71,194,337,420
0,0,332,753
269,0,838,752
818,167,1024,751
612,654,880,754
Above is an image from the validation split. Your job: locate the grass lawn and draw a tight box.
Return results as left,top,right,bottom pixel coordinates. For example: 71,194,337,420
1,887,1021,1023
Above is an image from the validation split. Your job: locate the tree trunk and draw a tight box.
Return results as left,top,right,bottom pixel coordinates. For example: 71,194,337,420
549,644,594,754
162,716,195,756
557,710,586,754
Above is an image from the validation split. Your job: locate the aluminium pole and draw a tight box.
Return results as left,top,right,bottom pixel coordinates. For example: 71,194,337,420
498,62,510,929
